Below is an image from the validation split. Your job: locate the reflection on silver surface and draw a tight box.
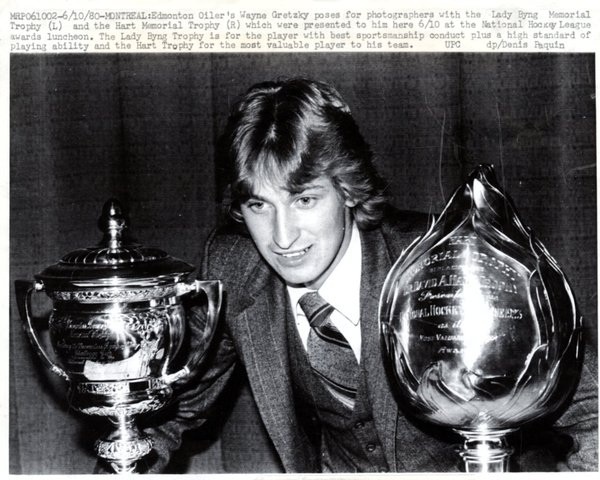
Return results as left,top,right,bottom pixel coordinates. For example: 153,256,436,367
20,200,222,473
380,165,583,472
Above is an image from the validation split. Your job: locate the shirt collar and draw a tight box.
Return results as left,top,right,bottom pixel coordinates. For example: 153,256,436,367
287,222,362,325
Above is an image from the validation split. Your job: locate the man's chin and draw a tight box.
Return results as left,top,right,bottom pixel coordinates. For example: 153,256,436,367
281,277,314,288
280,272,328,290
277,270,316,288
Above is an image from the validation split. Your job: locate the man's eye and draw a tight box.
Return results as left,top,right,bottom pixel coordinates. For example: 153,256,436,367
297,196,315,208
247,201,265,212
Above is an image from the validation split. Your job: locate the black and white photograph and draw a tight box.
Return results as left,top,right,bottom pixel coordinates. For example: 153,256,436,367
8,52,598,474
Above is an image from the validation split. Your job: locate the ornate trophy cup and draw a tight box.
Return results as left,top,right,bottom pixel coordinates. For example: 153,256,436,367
19,199,222,473
379,165,583,472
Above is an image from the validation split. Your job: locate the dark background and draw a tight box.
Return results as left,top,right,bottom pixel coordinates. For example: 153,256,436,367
9,53,597,473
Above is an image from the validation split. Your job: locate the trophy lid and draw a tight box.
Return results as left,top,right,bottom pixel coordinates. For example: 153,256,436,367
35,199,194,289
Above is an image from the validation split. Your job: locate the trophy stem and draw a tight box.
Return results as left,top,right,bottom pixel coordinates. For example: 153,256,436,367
95,411,153,474
454,428,515,473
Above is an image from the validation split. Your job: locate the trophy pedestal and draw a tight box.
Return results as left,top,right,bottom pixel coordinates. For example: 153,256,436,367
455,428,515,472
96,415,153,474
71,379,172,473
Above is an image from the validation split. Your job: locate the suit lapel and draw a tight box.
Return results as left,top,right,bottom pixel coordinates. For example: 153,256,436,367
359,226,399,471
232,260,315,472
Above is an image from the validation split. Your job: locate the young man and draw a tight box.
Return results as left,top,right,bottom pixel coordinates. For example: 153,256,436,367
145,78,597,473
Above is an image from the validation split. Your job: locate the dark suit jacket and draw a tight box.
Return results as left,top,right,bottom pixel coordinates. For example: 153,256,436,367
147,207,598,473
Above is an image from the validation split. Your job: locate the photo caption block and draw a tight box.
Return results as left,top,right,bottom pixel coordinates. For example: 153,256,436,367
8,7,595,53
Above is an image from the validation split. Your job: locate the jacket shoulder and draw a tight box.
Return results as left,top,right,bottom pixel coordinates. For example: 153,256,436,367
378,206,433,260
380,206,433,239
201,222,263,283
381,205,432,234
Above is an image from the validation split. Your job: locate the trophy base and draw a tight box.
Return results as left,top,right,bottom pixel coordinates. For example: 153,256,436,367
95,413,153,474
68,379,171,473
454,428,515,473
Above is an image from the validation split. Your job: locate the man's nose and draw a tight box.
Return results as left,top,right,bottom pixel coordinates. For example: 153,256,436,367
273,210,299,249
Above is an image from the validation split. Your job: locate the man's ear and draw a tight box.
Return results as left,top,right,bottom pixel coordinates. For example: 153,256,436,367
337,183,357,208
344,197,358,208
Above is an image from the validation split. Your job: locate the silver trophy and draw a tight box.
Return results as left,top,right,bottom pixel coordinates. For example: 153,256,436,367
20,199,222,473
380,165,583,472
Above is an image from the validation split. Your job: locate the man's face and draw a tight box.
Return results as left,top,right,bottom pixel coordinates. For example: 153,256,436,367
240,176,354,289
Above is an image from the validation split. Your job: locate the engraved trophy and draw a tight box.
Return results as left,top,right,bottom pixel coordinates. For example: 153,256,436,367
19,199,222,473
379,165,583,472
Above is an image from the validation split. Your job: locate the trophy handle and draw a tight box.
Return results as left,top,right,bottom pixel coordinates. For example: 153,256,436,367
163,279,222,386
23,281,69,380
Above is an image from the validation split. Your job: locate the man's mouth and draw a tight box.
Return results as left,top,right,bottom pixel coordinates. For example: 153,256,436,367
278,246,311,258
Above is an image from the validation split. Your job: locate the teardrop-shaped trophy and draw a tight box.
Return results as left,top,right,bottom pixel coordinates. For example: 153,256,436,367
379,165,583,472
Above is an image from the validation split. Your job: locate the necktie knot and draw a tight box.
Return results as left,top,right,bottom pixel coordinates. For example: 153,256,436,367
298,291,335,327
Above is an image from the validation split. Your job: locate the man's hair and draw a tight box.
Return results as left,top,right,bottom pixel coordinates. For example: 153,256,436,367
219,78,387,230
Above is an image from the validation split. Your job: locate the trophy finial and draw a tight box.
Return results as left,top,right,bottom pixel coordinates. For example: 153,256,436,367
98,199,129,250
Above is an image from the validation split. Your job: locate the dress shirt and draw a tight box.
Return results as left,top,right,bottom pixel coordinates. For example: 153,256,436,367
287,222,362,362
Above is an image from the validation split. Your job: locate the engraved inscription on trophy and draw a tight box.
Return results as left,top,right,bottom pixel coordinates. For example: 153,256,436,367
51,309,171,381
398,232,538,387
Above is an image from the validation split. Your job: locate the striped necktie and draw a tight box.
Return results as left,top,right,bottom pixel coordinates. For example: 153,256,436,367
298,291,359,410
